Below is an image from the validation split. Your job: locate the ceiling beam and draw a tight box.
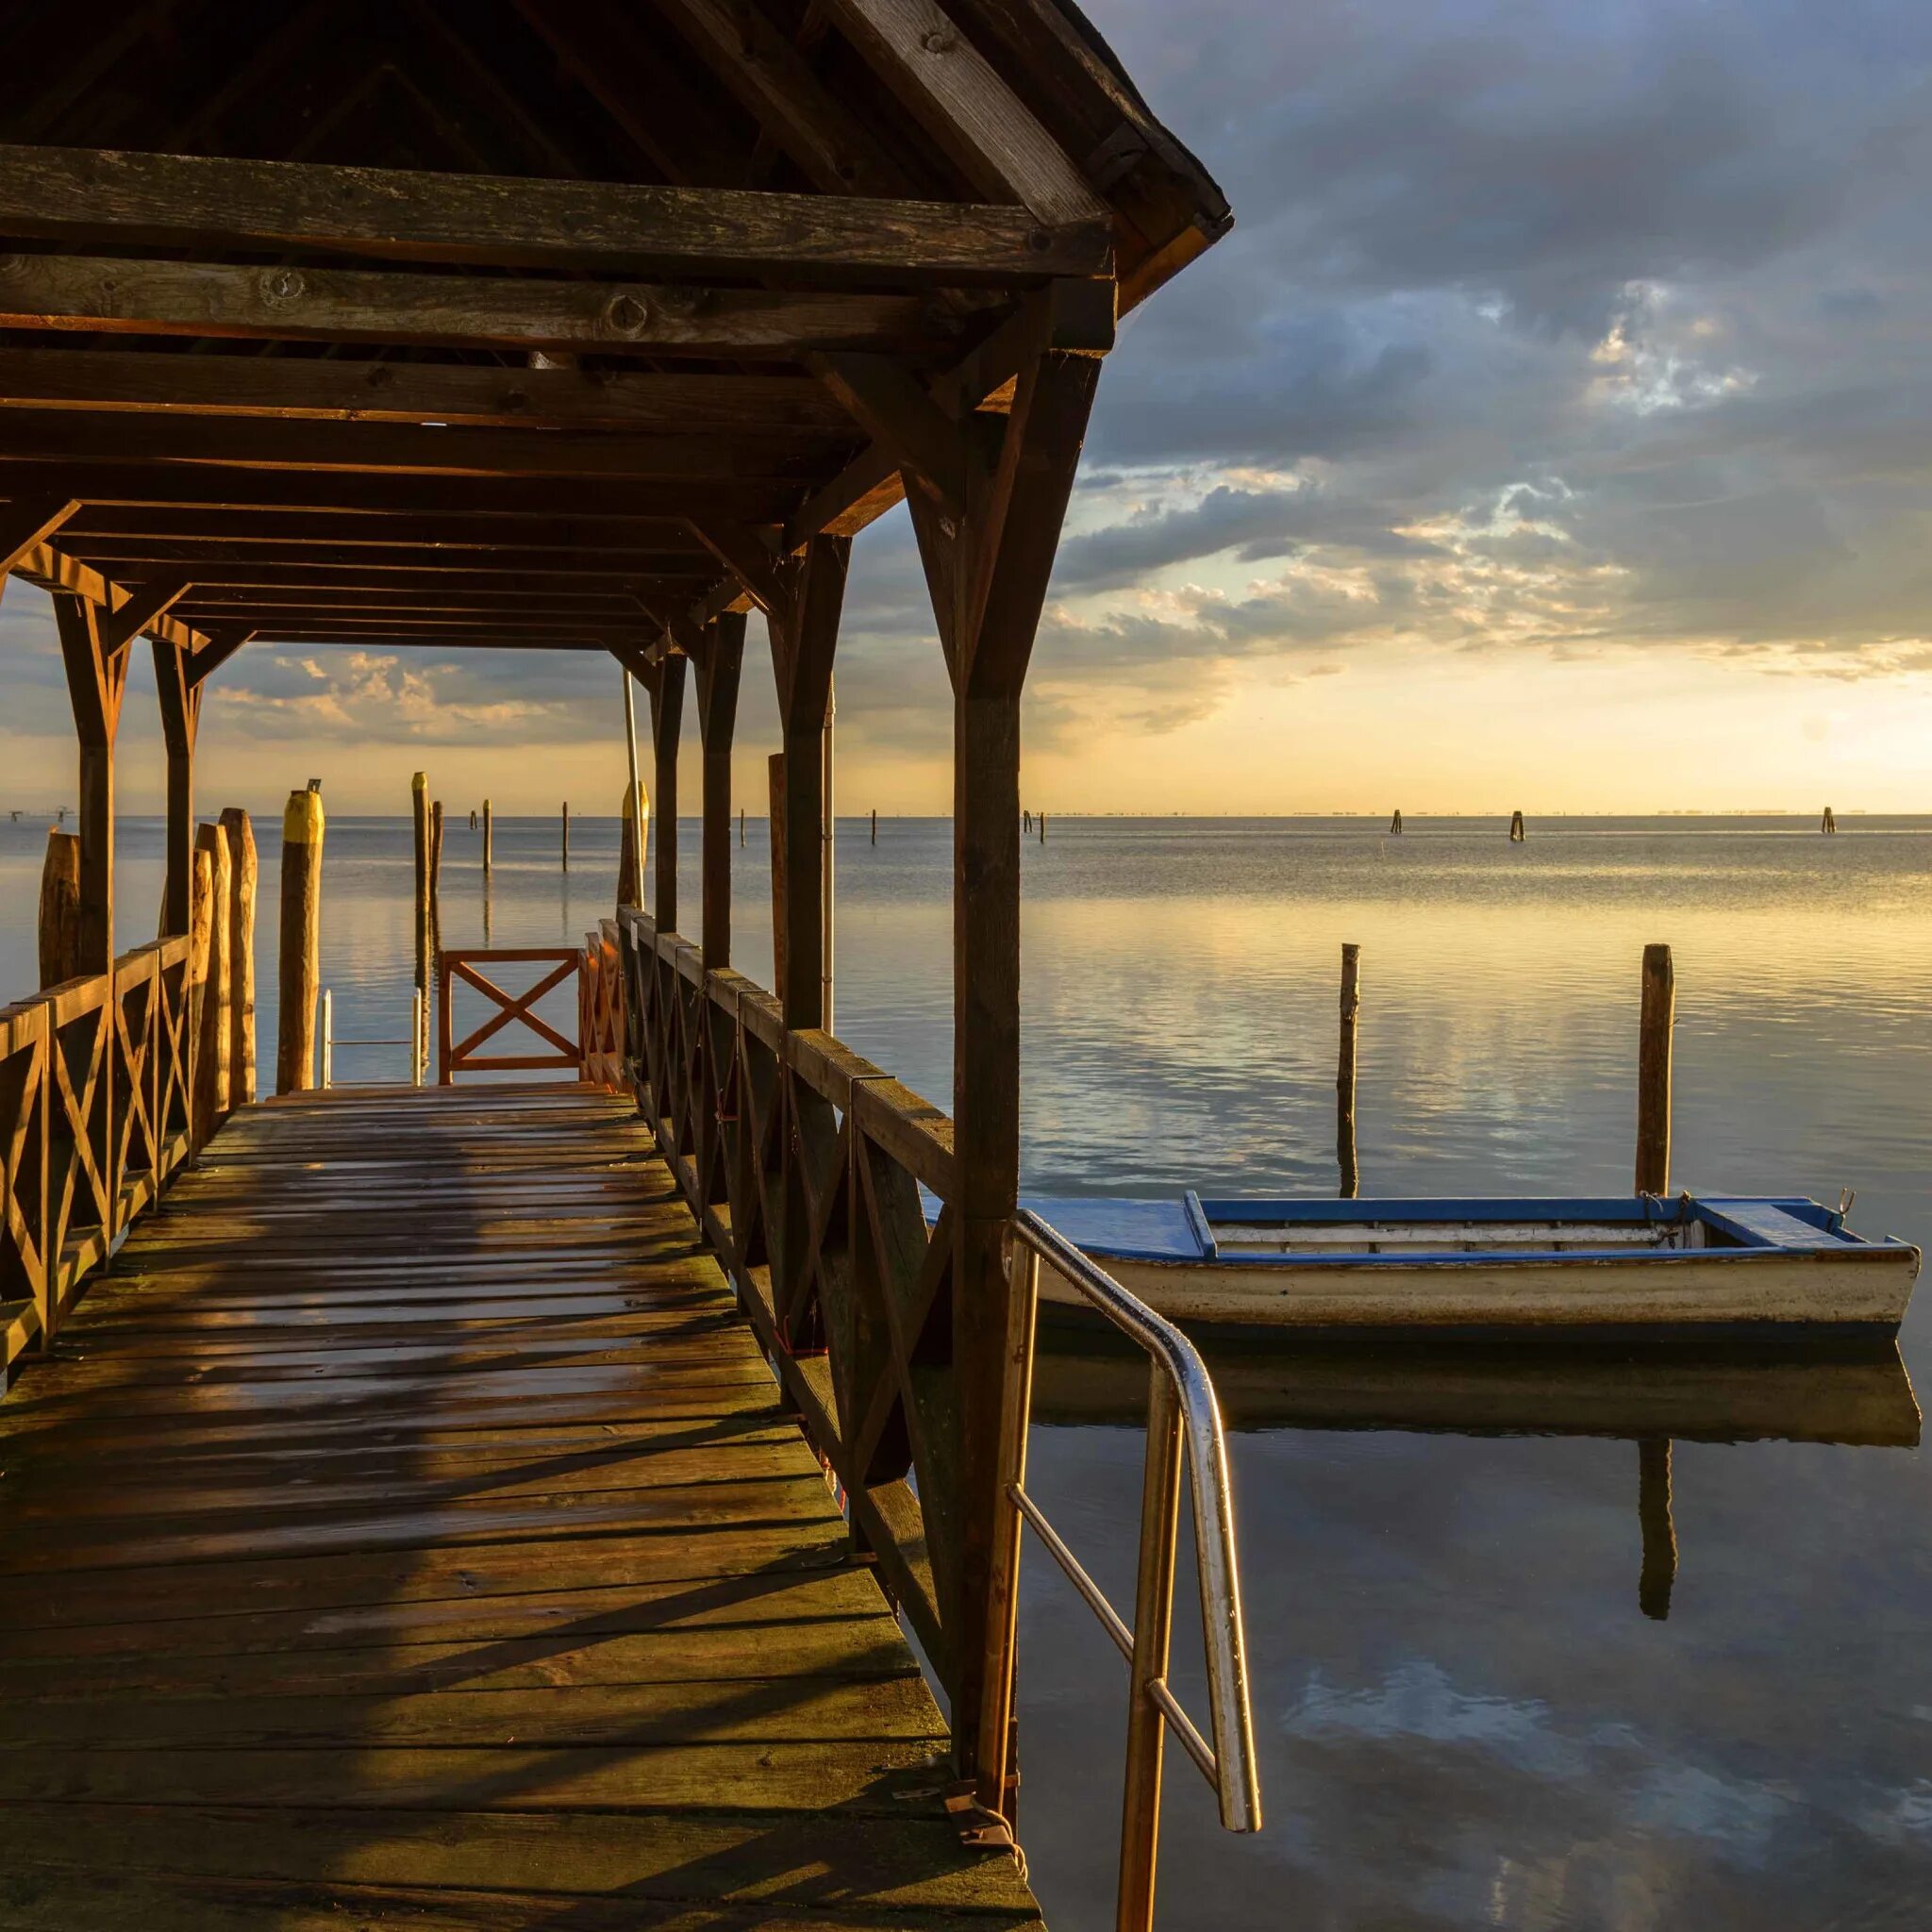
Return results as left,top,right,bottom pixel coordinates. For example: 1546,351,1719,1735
14,540,205,652
85,554,697,590
97,575,192,656
0,142,1112,283
59,508,708,551
0,493,79,575
0,253,958,360
0,348,856,433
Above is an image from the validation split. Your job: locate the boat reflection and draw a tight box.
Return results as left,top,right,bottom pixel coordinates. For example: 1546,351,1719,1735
1031,1326,1920,1621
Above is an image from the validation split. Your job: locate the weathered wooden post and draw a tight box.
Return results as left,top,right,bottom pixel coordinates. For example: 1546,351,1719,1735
153,638,199,939
1038,810,1046,843
740,806,745,848
695,615,746,970
871,807,877,844
618,783,648,909
54,595,123,975
1635,942,1674,1195
192,821,231,1143
1509,809,1526,842
649,654,686,935
1390,808,1403,835
186,842,215,1138
275,788,325,1094
38,830,81,987
1638,1438,1676,1620
481,798,493,875
218,808,257,1108
561,800,570,870
410,773,430,1077
429,799,444,947
1338,942,1361,1198
1822,806,1838,835
768,752,788,1002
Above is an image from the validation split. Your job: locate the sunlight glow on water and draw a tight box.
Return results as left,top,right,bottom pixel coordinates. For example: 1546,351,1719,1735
3,810,1928,1928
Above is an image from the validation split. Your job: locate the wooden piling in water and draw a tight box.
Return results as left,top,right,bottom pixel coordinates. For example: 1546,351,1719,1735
186,843,215,1135
1338,942,1361,1199
561,801,570,869
411,774,430,1041
481,798,493,875
618,781,647,908
740,805,745,847
1039,811,1046,843
769,752,788,1004
37,828,80,988
1390,808,1403,835
1508,809,1526,842
428,798,444,970
192,821,231,1144
275,788,325,1095
1822,806,1837,835
1638,1437,1676,1620
218,808,257,1108
1635,942,1674,1195
871,808,877,844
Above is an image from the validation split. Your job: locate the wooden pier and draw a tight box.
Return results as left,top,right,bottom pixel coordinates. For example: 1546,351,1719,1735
0,1082,1043,1930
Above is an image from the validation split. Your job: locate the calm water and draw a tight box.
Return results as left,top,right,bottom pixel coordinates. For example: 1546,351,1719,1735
4,810,1930,1929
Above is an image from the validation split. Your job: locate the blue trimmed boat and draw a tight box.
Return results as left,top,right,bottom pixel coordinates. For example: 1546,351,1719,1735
1019,1194,1921,1336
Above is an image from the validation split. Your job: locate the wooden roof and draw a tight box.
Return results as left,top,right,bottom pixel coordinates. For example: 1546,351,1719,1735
0,0,1229,663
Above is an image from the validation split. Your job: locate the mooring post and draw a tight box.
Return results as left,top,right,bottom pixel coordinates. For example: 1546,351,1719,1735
768,752,788,1004
1638,1438,1676,1620
561,800,570,870
1039,810,1046,843
871,807,877,845
1635,942,1674,1195
740,805,745,848
219,808,257,1108
187,842,216,1148
482,798,493,876
1509,809,1526,842
275,787,325,1094
37,828,80,988
428,800,443,960
1822,806,1837,835
1338,942,1361,1198
411,774,430,1076
1390,808,1403,835
192,822,231,1147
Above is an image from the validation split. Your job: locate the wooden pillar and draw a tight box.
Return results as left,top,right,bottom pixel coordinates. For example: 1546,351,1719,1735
38,831,81,988
275,788,325,1094
1635,942,1674,1195
186,843,215,1138
767,536,847,1030
648,654,687,935
561,801,570,870
153,638,200,940
619,782,648,910
1338,942,1361,1198
428,801,444,966
219,808,258,1108
192,821,231,1145
1390,808,1403,835
695,615,746,970
1509,809,1526,842
411,774,430,1051
55,595,126,974
482,798,493,874
768,754,788,1002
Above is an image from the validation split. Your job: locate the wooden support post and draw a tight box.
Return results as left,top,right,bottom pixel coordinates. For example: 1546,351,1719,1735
619,782,649,910
1635,942,1674,1196
695,615,746,970
482,798,493,874
153,638,201,939
55,594,126,975
428,801,444,965
871,807,877,844
649,653,687,935
219,808,258,1108
561,800,570,870
1338,942,1361,1199
767,535,847,1030
1638,1437,1676,1621
192,821,231,1145
1823,806,1837,835
38,830,81,988
411,774,430,1071
275,788,325,1094
1508,809,1526,842
768,754,789,1003
1390,808,1403,835
186,843,215,1138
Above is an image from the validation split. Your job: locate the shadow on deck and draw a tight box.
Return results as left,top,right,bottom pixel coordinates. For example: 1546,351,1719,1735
0,1082,1043,1929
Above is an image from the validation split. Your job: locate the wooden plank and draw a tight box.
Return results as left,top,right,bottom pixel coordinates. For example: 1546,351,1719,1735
0,142,1110,281
0,251,952,358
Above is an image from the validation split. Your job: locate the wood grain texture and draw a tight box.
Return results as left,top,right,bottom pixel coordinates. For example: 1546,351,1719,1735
0,1082,1040,1929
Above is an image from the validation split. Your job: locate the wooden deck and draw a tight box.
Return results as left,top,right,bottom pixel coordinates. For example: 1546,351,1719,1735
0,1083,1044,1930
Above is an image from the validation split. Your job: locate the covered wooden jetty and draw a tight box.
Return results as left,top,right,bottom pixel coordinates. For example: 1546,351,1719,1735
0,4,1234,1925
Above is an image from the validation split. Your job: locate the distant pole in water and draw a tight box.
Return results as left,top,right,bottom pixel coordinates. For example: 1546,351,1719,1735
481,798,493,876
1508,809,1526,842
1638,1438,1676,1620
427,800,444,1037
871,808,877,845
1039,811,1046,843
1338,942,1361,1198
1635,943,1674,1195
561,801,570,870
740,806,745,848
1822,806,1838,835
468,808,476,831
1390,808,1403,835
410,774,430,1066
1024,808,1031,833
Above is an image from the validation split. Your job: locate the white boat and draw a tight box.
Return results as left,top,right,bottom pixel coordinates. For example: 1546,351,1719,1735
1020,1193,1921,1335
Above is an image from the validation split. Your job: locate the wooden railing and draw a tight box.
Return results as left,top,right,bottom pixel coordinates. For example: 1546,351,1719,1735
436,947,583,1083
615,907,974,1719
580,920,624,1090
0,934,192,1374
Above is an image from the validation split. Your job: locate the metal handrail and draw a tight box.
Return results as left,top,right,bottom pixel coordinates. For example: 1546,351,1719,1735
1003,1207,1261,1930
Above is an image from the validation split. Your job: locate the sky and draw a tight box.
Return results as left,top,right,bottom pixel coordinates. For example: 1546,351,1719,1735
6,0,1932,817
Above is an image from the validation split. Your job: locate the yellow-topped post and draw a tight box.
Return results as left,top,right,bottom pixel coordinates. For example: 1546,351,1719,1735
276,786,325,1094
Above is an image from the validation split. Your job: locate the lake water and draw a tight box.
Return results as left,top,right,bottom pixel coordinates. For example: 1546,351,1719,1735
4,810,1929,1929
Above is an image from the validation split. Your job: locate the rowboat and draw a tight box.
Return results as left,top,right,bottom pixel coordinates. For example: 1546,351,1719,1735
1019,1193,1921,1336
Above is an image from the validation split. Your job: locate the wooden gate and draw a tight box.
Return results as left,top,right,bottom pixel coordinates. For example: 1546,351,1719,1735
436,947,583,1084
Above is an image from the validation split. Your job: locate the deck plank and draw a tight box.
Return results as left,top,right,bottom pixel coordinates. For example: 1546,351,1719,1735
0,1084,1041,1929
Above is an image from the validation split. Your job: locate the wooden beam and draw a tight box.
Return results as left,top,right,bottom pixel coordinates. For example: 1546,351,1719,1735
0,142,1113,281
688,521,789,615
242,626,636,650
0,347,853,432
0,408,845,482
0,465,802,521
15,540,206,653
824,0,1109,226
69,544,709,584
215,608,653,636
153,566,661,600
808,351,964,516
0,494,79,575
0,253,956,359
183,627,254,691
96,575,192,657
61,508,708,552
